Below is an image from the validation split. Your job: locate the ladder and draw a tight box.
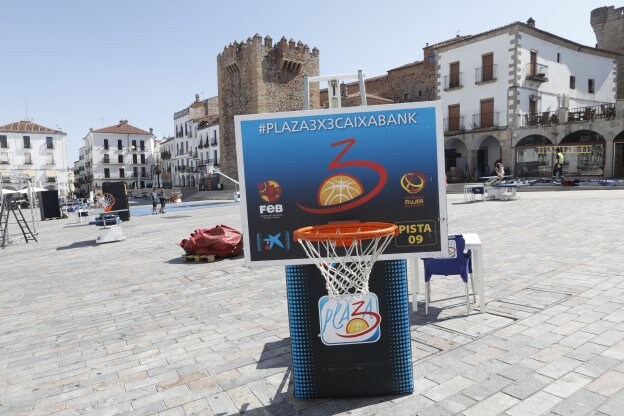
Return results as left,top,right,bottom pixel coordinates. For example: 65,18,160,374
1,199,38,248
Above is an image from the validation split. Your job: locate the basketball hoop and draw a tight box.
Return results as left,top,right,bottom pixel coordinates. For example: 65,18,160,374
98,193,116,212
294,222,398,297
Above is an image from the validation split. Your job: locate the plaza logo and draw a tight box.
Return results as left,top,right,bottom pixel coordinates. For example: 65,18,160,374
318,293,382,346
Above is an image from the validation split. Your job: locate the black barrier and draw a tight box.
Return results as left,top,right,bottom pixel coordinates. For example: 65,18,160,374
285,259,413,398
39,190,61,220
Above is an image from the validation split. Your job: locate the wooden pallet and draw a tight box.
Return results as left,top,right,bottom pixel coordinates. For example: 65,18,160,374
182,254,216,263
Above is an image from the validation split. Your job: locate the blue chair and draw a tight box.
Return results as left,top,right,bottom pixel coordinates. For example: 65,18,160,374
423,234,476,315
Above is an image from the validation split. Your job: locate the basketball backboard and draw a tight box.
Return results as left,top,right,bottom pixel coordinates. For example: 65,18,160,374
235,102,448,266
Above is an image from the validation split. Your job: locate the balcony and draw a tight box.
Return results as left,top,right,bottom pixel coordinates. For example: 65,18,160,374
443,116,465,133
526,64,549,83
475,65,497,84
210,138,218,146
523,111,559,127
472,112,500,129
443,73,463,91
161,151,171,160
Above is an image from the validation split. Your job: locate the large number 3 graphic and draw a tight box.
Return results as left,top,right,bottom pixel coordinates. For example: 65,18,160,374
297,138,387,214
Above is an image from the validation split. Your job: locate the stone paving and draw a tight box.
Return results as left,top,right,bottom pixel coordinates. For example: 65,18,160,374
1,190,624,415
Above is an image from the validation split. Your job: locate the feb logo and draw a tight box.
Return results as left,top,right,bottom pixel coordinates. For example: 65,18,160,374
400,172,425,194
258,180,282,203
318,293,382,346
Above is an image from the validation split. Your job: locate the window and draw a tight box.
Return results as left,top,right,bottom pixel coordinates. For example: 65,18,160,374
132,154,138,164
104,139,109,150
557,53,561,63
481,53,494,82
140,140,145,151
103,154,110,164
131,140,137,150
449,62,460,88
46,153,55,165
480,98,495,128
0,135,7,148
570,76,576,89
46,137,54,149
141,167,146,177
530,51,538,76
588,79,595,93
118,154,123,163
0,152,8,164
23,136,31,149
133,167,138,177
448,104,461,131
117,139,122,150
104,168,110,178
24,153,32,164
119,168,125,178
140,154,145,164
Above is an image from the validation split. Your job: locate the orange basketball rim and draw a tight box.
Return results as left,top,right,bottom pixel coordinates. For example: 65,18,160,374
294,222,398,247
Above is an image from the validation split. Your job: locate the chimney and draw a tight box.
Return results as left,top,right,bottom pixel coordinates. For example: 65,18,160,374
149,128,153,134
195,94,200,102
527,17,535,27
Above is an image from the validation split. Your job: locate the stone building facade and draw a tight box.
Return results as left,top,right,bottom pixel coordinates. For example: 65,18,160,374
217,34,320,187
591,6,624,99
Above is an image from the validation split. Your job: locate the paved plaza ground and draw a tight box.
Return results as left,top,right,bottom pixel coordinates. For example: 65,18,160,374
1,190,624,415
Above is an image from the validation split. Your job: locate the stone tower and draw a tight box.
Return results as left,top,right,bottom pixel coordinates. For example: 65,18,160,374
217,34,320,186
591,6,624,98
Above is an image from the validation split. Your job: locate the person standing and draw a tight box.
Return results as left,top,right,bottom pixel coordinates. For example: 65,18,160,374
151,188,158,214
158,189,167,214
495,159,505,177
552,148,564,179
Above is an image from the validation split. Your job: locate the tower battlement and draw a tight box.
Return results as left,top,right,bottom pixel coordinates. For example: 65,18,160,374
218,34,319,75
217,34,320,188
591,6,624,99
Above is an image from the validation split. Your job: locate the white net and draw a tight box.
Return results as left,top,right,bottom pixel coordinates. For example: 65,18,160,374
297,232,395,297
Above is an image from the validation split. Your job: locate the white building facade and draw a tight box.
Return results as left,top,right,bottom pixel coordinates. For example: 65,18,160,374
0,120,70,195
168,95,220,190
78,120,156,195
435,20,619,179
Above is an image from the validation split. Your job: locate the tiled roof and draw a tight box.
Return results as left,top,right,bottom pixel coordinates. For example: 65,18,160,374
0,120,63,134
388,60,423,72
428,22,620,56
93,121,152,135
427,35,473,50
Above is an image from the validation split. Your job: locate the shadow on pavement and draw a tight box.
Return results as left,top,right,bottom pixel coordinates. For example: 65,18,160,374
56,240,98,250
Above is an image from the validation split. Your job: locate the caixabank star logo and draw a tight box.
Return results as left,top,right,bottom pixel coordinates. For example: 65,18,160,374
400,172,425,208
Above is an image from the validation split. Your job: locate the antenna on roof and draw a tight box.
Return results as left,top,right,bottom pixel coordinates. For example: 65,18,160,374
24,93,29,121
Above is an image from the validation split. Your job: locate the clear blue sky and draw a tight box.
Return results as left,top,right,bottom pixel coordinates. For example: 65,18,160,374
0,0,614,165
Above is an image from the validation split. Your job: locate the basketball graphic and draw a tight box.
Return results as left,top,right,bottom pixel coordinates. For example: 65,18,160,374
400,172,426,194
318,174,364,206
346,318,369,335
258,180,282,203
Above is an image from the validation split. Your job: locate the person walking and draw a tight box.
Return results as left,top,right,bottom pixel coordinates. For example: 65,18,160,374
552,148,564,180
151,189,158,214
158,189,167,214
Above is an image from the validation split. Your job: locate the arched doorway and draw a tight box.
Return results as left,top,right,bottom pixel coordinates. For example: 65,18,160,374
613,131,624,177
190,176,195,187
515,135,553,177
475,135,501,177
560,130,605,176
444,138,468,182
